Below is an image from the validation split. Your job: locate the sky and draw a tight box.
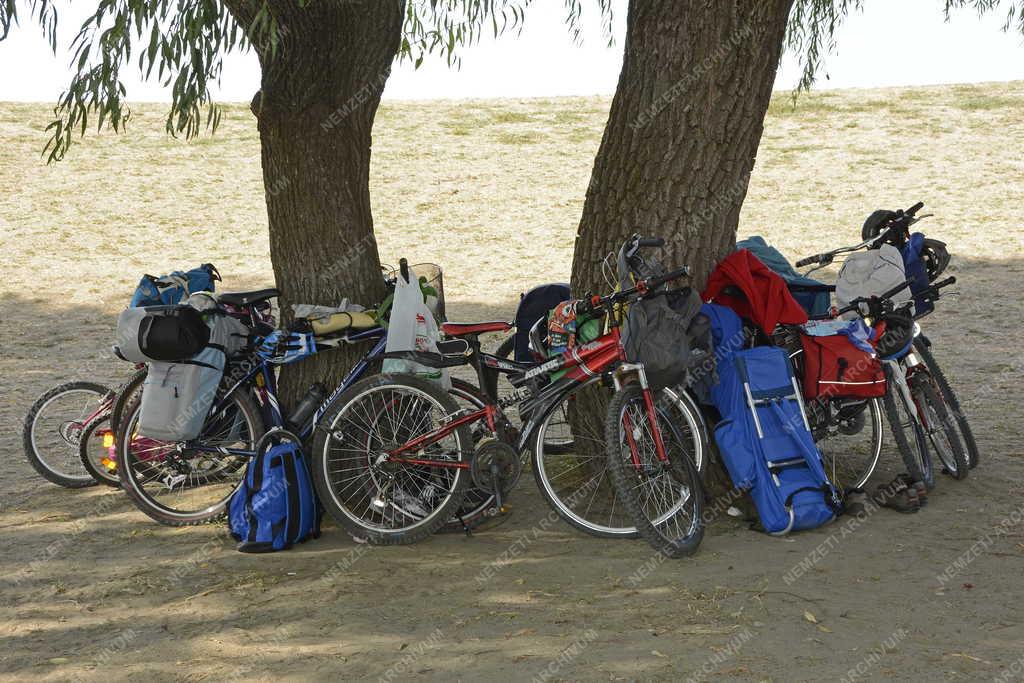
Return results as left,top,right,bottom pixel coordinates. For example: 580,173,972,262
0,0,1022,103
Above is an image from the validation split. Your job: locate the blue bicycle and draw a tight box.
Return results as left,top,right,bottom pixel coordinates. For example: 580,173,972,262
114,287,491,527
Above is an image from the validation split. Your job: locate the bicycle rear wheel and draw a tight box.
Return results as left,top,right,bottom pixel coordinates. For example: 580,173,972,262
605,385,705,558
116,391,262,525
23,381,110,488
312,374,472,545
914,340,979,469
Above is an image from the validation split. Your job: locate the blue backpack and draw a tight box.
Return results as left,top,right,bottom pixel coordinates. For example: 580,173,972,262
229,436,321,553
705,304,841,535
130,264,220,307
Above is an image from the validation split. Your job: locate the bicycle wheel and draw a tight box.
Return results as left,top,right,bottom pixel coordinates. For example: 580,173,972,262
882,377,934,490
605,385,705,558
23,381,110,488
116,390,263,525
109,367,147,434
79,414,120,487
912,378,968,480
532,377,706,538
914,340,979,469
812,398,884,491
312,374,472,545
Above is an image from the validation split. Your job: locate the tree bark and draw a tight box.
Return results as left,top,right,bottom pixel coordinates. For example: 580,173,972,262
230,0,405,408
572,1,795,500
572,0,795,294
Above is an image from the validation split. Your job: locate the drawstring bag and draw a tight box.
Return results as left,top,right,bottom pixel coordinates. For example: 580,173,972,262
835,244,912,318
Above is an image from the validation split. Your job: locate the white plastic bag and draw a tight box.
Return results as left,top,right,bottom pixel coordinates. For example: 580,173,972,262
383,265,450,388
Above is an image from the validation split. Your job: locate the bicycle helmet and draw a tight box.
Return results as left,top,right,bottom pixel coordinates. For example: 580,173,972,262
861,209,899,242
920,238,951,282
874,311,915,360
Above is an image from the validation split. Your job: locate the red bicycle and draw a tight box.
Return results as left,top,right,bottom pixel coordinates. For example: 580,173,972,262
311,236,706,556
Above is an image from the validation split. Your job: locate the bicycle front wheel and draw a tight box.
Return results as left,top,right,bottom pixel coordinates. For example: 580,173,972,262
913,378,968,480
605,385,705,558
312,374,472,545
23,381,110,488
882,375,933,490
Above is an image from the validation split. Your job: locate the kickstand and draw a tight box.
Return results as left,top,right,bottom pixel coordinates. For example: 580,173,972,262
456,514,472,537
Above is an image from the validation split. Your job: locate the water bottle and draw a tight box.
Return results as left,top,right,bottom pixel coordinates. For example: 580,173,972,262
287,382,327,431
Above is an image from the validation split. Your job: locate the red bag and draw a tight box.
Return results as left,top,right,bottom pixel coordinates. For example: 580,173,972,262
800,334,886,399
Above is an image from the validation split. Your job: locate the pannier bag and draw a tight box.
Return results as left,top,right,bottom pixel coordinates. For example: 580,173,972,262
120,294,250,442
137,347,225,442
800,334,886,400
835,244,912,317
705,304,840,534
130,263,220,307
621,287,708,390
229,436,321,553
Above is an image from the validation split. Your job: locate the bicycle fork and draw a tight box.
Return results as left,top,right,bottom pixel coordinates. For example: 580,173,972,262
614,363,670,471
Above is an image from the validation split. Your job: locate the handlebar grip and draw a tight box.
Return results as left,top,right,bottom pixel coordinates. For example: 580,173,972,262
399,258,410,283
932,276,956,290
649,266,691,289
795,256,818,268
907,202,924,216
638,237,665,248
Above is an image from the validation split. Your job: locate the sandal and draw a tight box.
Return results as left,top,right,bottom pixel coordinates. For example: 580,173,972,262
872,477,921,514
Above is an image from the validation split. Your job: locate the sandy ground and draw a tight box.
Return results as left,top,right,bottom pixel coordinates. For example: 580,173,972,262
2,82,1024,681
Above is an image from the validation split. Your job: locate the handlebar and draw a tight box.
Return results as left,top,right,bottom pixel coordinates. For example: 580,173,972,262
580,266,691,317
795,253,834,268
824,275,956,320
637,237,665,248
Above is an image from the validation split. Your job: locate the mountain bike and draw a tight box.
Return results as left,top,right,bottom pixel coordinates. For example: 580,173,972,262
813,276,962,489
796,201,973,482
311,237,707,556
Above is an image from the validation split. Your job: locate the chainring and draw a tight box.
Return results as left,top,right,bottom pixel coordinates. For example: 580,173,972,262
471,439,522,496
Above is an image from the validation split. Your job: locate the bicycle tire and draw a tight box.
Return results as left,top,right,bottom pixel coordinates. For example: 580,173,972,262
23,381,109,488
312,373,472,545
109,367,148,434
116,390,264,526
79,413,121,487
914,340,979,469
913,379,968,480
605,385,705,558
882,380,933,489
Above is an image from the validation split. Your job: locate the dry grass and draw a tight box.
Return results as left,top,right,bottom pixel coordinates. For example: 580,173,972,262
1,82,1024,681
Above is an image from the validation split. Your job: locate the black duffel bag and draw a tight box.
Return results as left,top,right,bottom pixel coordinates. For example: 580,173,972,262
116,305,211,363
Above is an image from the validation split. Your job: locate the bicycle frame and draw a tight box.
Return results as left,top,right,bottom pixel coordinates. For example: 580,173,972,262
184,327,388,458
379,316,671,474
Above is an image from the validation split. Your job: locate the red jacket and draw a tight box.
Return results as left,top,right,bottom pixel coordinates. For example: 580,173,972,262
703,249,809,334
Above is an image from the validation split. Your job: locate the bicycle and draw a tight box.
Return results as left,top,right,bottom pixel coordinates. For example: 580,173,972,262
113,286,506,528
311,236,707,556
795,201,972,483
811,276,961,489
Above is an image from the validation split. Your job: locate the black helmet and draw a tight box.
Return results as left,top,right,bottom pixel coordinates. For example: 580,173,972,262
875,312,915,360
920,238,951,282
861,209,898,242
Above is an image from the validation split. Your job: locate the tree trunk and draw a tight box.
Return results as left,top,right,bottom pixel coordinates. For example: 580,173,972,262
234,1,405,409
572,0,795,294
572,1,794,501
